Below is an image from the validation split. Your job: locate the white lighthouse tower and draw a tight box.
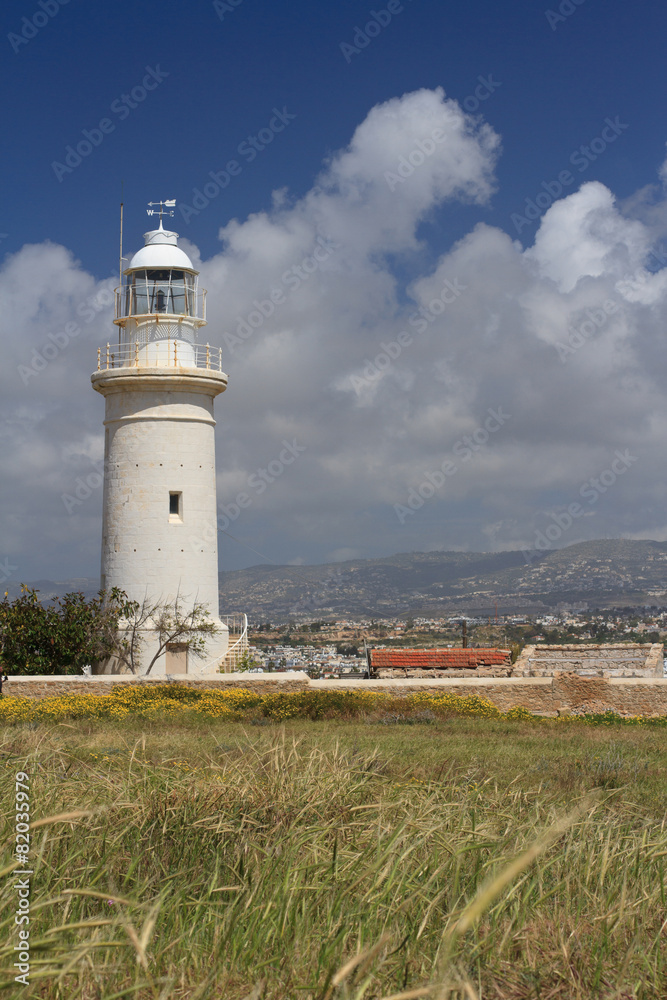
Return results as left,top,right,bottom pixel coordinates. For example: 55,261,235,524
91,201,229,674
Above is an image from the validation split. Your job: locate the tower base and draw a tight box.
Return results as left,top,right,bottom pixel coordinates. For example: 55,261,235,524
92,622,229,676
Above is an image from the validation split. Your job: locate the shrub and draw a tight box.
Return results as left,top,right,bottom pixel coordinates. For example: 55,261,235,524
505,705,535,721
0,586,134,675
1,685,666,727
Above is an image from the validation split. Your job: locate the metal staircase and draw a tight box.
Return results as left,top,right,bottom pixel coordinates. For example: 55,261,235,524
219,613,249,673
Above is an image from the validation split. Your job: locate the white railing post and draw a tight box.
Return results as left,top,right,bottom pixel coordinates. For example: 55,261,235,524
97,340,224,375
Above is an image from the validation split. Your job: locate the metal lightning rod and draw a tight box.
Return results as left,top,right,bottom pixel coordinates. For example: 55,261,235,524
119,183,125,353
119,191,124,287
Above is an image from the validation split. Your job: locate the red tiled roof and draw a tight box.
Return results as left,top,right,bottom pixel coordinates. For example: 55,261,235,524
370,648,511,669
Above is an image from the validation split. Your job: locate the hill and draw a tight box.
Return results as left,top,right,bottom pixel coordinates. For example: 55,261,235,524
217,539,667,619
10,540,667,619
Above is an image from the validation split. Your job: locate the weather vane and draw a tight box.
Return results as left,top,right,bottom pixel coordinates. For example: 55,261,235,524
146,199,176,224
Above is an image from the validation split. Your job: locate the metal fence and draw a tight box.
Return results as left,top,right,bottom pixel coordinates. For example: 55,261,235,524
96,340,223,372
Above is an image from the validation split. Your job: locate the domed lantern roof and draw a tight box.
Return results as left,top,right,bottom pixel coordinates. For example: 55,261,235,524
125,222,197,274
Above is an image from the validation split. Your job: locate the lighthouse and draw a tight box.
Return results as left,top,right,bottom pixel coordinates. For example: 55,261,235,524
91,201,229,674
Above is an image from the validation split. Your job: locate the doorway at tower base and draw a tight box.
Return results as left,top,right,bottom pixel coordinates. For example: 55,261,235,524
92,621,229,676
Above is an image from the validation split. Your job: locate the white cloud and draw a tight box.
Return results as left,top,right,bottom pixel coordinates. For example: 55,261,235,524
526,182,648,293
3,87,667,579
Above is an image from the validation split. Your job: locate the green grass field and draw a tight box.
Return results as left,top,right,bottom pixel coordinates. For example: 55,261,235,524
1,713,666,999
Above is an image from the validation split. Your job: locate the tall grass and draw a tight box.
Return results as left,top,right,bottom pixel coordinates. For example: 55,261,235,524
1,721,665,998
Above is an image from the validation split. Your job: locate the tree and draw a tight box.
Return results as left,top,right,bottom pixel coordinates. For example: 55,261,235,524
112,594,220,675
236,650,260,672
336,641,359,656
0,586,136,675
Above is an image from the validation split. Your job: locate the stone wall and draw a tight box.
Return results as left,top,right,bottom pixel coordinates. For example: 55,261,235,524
513,643,663,678
1,674,309,699
316,676,667,715
4,673,667,717
375,666,513,679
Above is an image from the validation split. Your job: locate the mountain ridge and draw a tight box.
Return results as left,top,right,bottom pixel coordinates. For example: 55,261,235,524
215,539,667,618
8,540,667,619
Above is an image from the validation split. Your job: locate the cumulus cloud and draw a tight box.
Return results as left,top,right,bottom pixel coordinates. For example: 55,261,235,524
527,182,649,293
2,87,667,581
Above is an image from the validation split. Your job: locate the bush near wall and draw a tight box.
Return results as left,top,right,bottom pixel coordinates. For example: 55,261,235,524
0,684,663,726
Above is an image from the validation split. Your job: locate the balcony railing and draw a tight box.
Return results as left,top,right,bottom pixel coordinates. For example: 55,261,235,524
96,340,223,372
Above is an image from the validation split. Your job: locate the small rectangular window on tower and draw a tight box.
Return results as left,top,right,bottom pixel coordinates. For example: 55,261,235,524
169,491,182,521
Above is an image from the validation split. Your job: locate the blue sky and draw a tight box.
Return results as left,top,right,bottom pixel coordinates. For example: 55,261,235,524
3,0,667,583
4,0,664,271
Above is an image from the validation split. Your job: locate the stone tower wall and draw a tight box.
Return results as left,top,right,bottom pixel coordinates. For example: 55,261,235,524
100,379,220,614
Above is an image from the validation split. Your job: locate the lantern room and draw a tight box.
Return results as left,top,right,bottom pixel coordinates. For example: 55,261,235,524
113,209,208,367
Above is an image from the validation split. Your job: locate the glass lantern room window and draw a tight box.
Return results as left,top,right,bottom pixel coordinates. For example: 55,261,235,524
125,270,195,316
